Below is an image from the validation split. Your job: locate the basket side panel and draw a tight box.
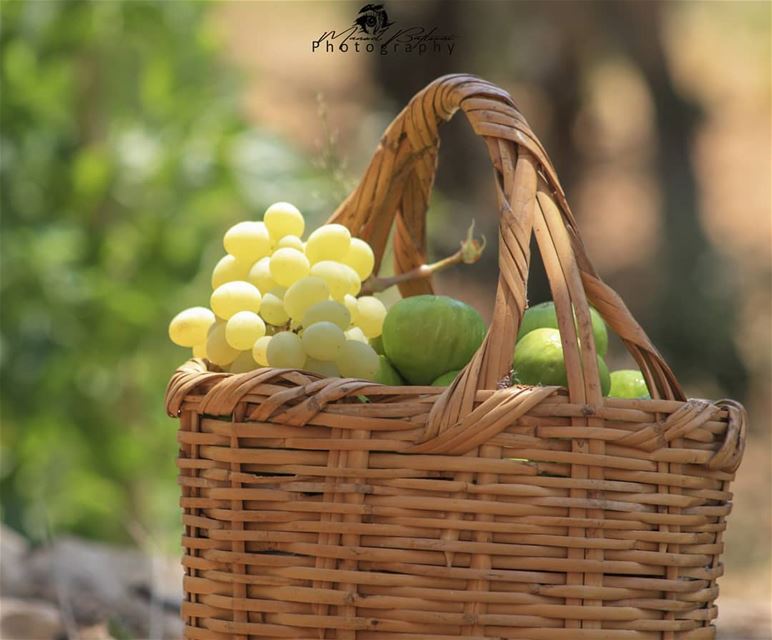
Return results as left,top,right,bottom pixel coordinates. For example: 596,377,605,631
175,393,740,639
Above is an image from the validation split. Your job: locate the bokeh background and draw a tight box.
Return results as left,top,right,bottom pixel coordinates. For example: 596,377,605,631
1,1,770,638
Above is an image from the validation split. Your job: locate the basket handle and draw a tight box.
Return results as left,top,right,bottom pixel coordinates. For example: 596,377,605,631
328,74,684,437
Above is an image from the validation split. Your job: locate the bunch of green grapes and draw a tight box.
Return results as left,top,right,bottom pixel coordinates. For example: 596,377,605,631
168,202,386,381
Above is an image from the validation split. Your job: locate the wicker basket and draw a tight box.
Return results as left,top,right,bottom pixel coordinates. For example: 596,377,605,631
165,74,748,640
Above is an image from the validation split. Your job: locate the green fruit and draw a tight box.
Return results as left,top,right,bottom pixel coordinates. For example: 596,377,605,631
375,355,404,386
514,328,610,395
598,359,611,396
431,370,460,386
382,295,486,385
369,335,385,355
517,301,608,357
609,369,651,399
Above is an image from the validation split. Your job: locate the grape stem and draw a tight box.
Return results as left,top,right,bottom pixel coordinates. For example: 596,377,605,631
362,221,486,294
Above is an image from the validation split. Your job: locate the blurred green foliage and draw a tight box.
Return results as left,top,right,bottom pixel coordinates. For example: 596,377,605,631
0,0,338,546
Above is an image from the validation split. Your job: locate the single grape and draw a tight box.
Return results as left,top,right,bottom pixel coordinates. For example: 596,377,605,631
260,288,289,326
228,350,258,373
225,311,266,350
343,294,359,322
192,342,207,358
269,247,310,287
247,257,276,294
211,255,252,289
346,266,362,297
342,237,375,281
302,300,350,330
336,339,380,380
356,296,387,338
284,276,329,321
264,202,305,240
305,224,351,264
266,331,306,369
206,322,240,366
210,281,262,319
169,306,216,347
310,261,357,300
301,321,346,361
305,358,340,378
344,326,368,343
252,335,272,366
223,221,271,261
276,235,304,252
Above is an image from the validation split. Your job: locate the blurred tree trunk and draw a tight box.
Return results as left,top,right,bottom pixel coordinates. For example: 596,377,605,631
608,1,747,398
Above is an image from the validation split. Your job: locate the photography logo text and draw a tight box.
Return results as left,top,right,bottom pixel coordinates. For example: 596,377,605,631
312,4,456,56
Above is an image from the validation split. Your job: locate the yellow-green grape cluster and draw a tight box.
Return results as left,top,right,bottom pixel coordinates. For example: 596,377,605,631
168,202,386,380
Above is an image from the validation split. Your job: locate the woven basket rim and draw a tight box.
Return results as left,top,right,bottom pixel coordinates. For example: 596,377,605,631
165,358,746,473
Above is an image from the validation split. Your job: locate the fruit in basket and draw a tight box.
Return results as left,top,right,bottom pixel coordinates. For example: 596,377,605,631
263,201,305,240
246,257,277,293
305,358,340,378
277,235,304,251
269,247,310,287
192,342,207,359
284,276,329,321
369,334,385,355
168,202,390,377
266,331,306,369
609,369,651,399
168,306,216,347
375,355,404,385
598,360,612,396
344,326,368,343
514,328,610,395
354,296,387,338
432,370,460,386
382,295,485,385
518,301,608,356
228,350,259,373
343,294,358,318
225,311,266,350
210,281,262,319
252,335,272,366
223,221,271,261
303,300,351,331
305,223,351,263
301,321,346,361
342,238,375,280
205,322,240,366
336,339,380,380
259,289,289,326
211,255,251,289
310,261,360,300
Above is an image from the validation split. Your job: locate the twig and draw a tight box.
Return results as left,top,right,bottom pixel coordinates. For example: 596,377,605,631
314,93,351,200
362,221,486,294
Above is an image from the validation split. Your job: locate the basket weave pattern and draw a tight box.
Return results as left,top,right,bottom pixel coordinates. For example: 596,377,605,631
166,75,747,639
